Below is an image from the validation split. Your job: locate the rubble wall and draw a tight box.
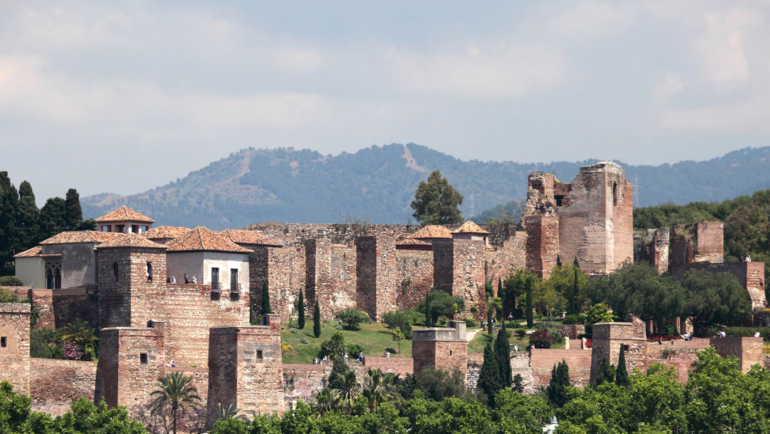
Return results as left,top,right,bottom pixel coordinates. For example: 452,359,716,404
395,249,433,311
0,303,30,396
30,359,97,416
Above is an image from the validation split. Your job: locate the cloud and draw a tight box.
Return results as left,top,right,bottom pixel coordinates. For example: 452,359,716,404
388,43,568,98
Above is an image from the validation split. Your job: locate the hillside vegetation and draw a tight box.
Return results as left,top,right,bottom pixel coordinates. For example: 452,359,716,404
80,144,770,229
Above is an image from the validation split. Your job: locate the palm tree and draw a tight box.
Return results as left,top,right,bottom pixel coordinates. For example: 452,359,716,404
149,372,202,434
216,403,249,422
61,318,98,352
333,370,360,415
312,387,339,415
362,368,398,410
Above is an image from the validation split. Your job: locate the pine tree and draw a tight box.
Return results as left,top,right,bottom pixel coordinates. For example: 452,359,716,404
512,374,524,393
525,278,534,328
477,342,502,404
297,288,305,329
616,344,629,387
495,320,512,387
313,301,321,338
328,355,352,390
261,282,272,315
425,292,432,327
547,360,570,407
65,188,82,230
16,181,39,251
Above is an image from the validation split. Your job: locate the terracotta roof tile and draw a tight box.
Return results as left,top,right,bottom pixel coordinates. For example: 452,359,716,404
220,229,282,247
396,238,432,247
452,221,490,234
408,225,452,239
143,226,190,240
166,227,252,254
97,233,166,249
14,246,42,258
40,231,126,245
95,206,155,223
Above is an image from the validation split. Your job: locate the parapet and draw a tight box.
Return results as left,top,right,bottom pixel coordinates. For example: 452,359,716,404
709,337,763,373
579,161,624,175
413,320,466,341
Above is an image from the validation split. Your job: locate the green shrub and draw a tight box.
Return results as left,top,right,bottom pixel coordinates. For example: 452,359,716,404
464,319,477,327
318,332,346,359
515,328,527,338
0,276,24,287
724,327,770,341
30,328,64,359
382,310,419,329
347,343,364,357
530,330,552,349
0,287,23,303
562,314,586,325
535,323,564,343
335,308,370,330
437,316,448,326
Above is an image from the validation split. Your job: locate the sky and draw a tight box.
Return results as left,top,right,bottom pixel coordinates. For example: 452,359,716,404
1,0,770,204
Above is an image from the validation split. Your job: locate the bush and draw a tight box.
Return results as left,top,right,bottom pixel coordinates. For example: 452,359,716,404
417,289,466,323
335,308,370,330
515,328,527,338
464,319,477,327
400,322,413,340
0,276,24,286
347,343,364,357
723,327,770,341
416,367,470,401
382,310,418,330
562,314,586,325
535,323,564,343
318,332,346,359
0,287,23,303
437,316,448,326
530,330,552,349
30,328,64,359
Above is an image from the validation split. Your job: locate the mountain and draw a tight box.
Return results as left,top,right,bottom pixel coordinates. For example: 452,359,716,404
81,144,770,229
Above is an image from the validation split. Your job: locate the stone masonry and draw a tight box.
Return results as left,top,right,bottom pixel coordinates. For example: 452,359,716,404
207,314,284,420
590,315,647,385
412,321,468,380
355,237,397,322
433,239,486,319
0,303,31,396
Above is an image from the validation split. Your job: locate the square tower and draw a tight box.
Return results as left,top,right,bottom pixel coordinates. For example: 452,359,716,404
412,321,468,381
590,315,647,385
525,215,560,279
207,314,284,420
0,303,31,395
355,236,396,321
432,238,486,319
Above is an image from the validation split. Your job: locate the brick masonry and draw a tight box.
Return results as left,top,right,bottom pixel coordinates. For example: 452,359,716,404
525,216,559,279
355,237,397,322
433,239,486,319
530,348,592,388
590,315,647,385
30,359,97,416
0,303,30,396
412,321,468,380
709,336,764,373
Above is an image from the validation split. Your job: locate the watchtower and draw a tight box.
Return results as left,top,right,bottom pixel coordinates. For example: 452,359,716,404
412,320,468,381
0,303,31,395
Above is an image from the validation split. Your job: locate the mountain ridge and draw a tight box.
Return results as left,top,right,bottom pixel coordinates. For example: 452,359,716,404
81,144,770,229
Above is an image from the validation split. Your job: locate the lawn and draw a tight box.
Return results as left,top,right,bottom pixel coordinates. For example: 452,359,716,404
281,321,411,364
468,329,565,353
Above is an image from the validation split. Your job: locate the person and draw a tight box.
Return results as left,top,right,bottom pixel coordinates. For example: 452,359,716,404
170,360,176,368
323,356,328,361
344,353,348,362
171,276,176,284
192,274,197,284
508,312,513,321
755,331,761,338
386,351,390,359
514,344,519,352
358,352,363,362
166,276,171,283
184,274,189,284
313,358,318,365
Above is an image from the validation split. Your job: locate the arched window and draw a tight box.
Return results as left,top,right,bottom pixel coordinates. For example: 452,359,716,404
146,262,153,282
112,262,119,282
613,182,618,206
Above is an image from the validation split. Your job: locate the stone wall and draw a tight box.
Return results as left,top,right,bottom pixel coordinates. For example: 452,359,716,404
251,246,304,321
590,315,647,385
485,231,527,294
0,303,30,396
433,239,486,319
282,363,330,408
645,339,710,382
671,222,724,267
355,237,397,322
525,216,559,279
207,314,284,418
530,348,592,388
709,336,764,373
30,359,97,416
635,229,670,274
364,357,414,375
395,249,433,311
412,321,468,380
554,324,586,340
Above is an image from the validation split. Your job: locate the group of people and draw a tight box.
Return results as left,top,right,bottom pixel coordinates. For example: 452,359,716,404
312,352,365,364
164,274,197,284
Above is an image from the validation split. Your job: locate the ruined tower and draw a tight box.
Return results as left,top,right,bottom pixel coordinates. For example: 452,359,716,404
0,303,31,396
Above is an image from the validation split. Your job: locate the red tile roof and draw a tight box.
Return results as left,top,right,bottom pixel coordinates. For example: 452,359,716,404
220,229,282,247
14,246,42,258
95,206,155,223
396,238,431,247
97,233,166,249
40,231,126,245
452,221,490,234
166,227,252,254
143,226,190,240
408,225,452,239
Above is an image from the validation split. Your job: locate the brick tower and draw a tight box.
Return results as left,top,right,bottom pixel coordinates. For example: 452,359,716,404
355,236,396,321
412,320,468,380
96,234,167,329
0,303,31,395
590,315,647,385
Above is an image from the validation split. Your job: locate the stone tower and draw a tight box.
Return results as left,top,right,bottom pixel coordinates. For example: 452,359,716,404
355,236,396,321
412,320,468,380
432,238,486,319
590,315,647,385
96,234,167,329
0,303,31,395
207,314,284,419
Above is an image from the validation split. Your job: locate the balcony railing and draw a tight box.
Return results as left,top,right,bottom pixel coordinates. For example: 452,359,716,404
230,283,242,293
211,281,222,291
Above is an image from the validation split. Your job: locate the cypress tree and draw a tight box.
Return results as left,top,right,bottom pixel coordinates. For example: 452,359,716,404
477,342,502,404
616,344,629,387
261,282,272,314
495,320,512,387
64,188,82,230
487,305,494,334
573,257,580,269
556,255,562,268
38,197,66,241
569,266,580,315
297,288,305,329
313,301,321,338
0,172,19,274
595,357,616,387
512,374,524,393
425,292,432,327
547,360,570,407
16,181,39,251
328,355,352,390
525,278,534,328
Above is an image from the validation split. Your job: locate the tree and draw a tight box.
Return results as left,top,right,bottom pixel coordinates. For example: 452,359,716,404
681,269,752,333
616,344,629,388
0,172,18,275
392,328,405,354
495,321,512,387
297,288,305,330
149,372,202,434
512,374,524,393
362,368,398,410
594,357,615,387
65,188,83,230
556,256,562,268
16,181,39,252
425,292,432,327
477,342,502,404
546,360,570,408
335,308,369,330
328,355,354,390
60,318,99,361
585,303,614,328
525,278,534,328
261,282,271,315
319,332,346,360
314,301,322,338
417,289,465,324
410,170,464,225
38,197,66,242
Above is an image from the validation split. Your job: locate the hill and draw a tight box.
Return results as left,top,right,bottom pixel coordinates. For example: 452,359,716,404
81,144,770,229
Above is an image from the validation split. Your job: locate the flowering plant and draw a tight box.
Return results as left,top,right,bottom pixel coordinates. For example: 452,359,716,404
585,338,592,348
63,342,83,360
648,334,680,341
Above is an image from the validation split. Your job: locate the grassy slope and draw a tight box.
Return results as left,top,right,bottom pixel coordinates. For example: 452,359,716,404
467,329,565,353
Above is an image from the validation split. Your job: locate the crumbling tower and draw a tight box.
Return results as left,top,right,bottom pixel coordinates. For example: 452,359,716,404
0,303,31,395
207,314,284,419
412,320,468,380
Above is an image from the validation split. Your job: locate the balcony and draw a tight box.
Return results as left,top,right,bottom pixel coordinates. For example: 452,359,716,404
230,283,242,293
211,281,222,291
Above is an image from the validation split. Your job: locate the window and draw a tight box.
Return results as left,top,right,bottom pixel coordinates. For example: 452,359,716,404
613,182,618,206
555,195,564,206
211,291,220,301
143,225,150,232
46,262,62,289
102,225,110,232
449,350,453,356
140,353,148,364
146,262,153,282
230,269,239,290
131,225,139,233
256,350,263,361
116,225,125,233
230,292,240,302
623,344,630,352
211,268,219,288
112,262,119,282
0,337,6,348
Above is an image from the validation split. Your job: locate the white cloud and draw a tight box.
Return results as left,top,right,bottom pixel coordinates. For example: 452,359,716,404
388,44,568,98
546,1,635,39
